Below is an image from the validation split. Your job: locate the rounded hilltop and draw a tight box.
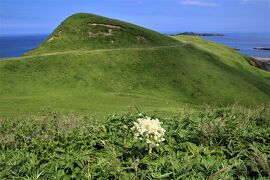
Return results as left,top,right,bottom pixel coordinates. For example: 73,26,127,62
25,13,179,55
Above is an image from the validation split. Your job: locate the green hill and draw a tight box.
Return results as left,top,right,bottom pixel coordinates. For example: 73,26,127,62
0,13,269,117
25,13,179,56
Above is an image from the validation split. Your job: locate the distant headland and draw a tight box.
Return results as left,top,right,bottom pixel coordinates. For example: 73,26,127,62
254,47,270,51
172,32,224,36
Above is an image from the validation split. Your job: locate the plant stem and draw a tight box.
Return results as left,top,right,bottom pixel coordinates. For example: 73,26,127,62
148,143,152,154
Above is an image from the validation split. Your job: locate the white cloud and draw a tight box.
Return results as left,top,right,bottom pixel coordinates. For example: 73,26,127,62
241,0,270,3
179,0,219,7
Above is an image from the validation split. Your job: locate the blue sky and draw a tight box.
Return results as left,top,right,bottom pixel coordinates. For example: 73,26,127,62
0,0,269,35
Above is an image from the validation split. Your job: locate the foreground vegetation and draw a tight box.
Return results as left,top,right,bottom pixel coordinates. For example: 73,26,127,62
1,107,269,179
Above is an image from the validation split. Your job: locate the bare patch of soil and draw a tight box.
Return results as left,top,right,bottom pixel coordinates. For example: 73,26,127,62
88,29,114,37
47,30,63,43
47,37,55,43
88,23,121,29
136,36,147,42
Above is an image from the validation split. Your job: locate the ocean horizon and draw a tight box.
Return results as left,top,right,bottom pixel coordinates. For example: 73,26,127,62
0,33,270,58
0,34,48,58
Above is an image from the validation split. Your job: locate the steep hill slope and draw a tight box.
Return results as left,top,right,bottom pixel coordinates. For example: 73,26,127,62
0,13,269,117
25,13,179,56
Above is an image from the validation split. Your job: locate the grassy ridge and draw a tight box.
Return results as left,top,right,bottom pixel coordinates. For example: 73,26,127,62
25,13,179,56
172,35,270,79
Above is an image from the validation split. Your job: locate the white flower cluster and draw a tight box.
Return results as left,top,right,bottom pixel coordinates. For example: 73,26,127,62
132,116,165,147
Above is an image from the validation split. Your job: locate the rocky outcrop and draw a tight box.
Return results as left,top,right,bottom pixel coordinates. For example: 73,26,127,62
251,57,270,72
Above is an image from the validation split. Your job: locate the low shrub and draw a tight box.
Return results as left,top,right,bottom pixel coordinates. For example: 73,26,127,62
0,107,269,179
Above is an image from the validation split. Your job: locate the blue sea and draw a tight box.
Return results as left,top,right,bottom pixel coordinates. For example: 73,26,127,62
202,33,270,58
0,35,48,58
0,33,270,58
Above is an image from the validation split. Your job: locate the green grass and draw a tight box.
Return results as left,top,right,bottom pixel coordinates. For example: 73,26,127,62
1,13,270,179
0,13,269,118
1,107,269,179
25,13,179,56
0,43,269,117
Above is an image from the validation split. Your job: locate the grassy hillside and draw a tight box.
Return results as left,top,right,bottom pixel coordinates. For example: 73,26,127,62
25,13,179,56
0,13,269,117
0,44,269,117
1,13,270,179
171,35,270,80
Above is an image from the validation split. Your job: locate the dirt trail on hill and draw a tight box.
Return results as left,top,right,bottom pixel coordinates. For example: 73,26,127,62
0,44,188,62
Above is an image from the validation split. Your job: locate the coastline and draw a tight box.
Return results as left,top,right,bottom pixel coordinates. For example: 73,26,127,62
252,57,270,72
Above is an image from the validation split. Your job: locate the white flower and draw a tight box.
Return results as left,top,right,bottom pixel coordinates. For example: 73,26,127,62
132,116,166,147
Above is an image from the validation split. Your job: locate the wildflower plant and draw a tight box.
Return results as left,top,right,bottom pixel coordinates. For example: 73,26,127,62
132,116,166,154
